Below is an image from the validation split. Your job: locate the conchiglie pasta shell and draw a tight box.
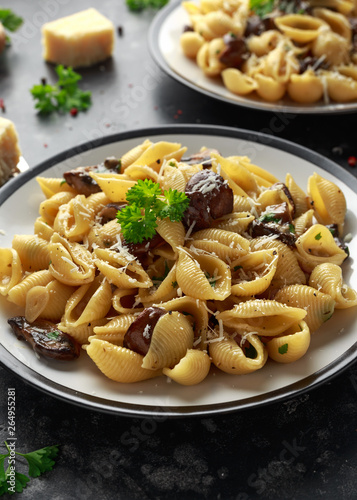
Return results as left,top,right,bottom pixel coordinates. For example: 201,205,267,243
124,164,159,182
139,263,178,306
274,14,327,43
53,195,93,242
120,139,152,171
156,219,185,255
25,280,75,323
161,165,186,192
87,219,122,250
141,311,194,370
211,153,258,194
212,212,255,233
163,349,211,385
7,270,53,307
62,275,112,328
274,284,335,333
39,191,75,225
89,173,136,203
48,233,95,285
287,71,324,103
86,339,161,383
313,7,351,40
92,314,137,345
308,0,353,15
130,141,185,173
217,299,307,336
295,224,347,273
285,173,310,217
222,68,258,95
266,321,311,363
247,30,285,56
112,288,143,315
157,296,209,347
36,176,76,198
231,249,278,296
309,263,357,309
254,73,286,102
180,31,205,58
59,318,108,345
250,237,306,288
209,334,268,374
191,228,250,258
325,72,357,102
12,235,50,272
293,209,314,237
176,247,231,300
308,172,346,231
0,248,22,296
93,247,152,288
34,217,55,241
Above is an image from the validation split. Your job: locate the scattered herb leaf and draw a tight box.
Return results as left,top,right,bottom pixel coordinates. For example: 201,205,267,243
258,213,281,224
249,0,275,18
0,9,23,44
46,331,60,340
30,65,92,115
278,343,289,354
315,232,322,240
126,0,169,11
245,344,257,359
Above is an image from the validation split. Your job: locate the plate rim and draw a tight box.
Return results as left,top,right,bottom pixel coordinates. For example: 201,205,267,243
1,123,357,418
148,0,357,115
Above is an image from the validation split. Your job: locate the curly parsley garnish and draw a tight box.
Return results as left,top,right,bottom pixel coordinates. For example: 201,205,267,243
117,179,189,244
0,9,23,44
30,65,92,115
126,0,169,11
250,0,275,18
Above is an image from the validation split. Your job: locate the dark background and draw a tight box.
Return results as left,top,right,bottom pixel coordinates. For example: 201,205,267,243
0,1,357,499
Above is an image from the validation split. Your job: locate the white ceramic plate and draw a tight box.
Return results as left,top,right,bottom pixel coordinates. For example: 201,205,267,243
149,1,357,114
1,125,357,417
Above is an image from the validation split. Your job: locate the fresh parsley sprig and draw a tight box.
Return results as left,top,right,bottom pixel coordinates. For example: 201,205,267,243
249,0,275,18
126,0,169,11
0,442,59,495
117,179,189,244
30,65,92,115
0,9,23,44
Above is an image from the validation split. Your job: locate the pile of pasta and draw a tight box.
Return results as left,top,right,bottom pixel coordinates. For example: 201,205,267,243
180,0,357,103
1,139,356,386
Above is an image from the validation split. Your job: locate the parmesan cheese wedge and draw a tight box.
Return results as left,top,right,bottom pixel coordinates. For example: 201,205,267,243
42,8,115,68
0,117,21,186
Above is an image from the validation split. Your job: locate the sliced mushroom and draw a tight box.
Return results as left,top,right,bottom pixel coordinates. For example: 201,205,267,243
123,307,167,355
181,148,220,168
124,233,165,266
97,203,126,225
7,317,81,361
63,157,121,196
219,33,248,68
183,170,234,230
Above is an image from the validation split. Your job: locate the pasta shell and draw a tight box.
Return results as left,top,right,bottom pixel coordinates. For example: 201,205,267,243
309,263,357,308
0,248,22,296
36,176,76,198
180,31,205,59
287,71,324,104
255,73,286,102
141,311,194,370
48,233,95,285
120,139,152,171
60,318,108,345
93,247,152,288
39,191,75,225
266,321,311,363
293,209,314,237
112,288,143,315
139,261,178,306
285,173,310,217
295,224,348,273
274,284,335,333
222,68,258,95
308,172,346,232
88,173,136,203
230,249,278,296
274,14,327,43
92,314,137,345
212,211,255,233
12,235,50,272
209,333,268,374
25,280,75,323
163,349,211,385
86,339,161,383
7,270,53,307
217,299,307,336
191,228,250,261
34,217,55,241
176,247,231,300
156,219,185,255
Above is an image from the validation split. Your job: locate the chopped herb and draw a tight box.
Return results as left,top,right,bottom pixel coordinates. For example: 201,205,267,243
245,343,257,359
171,281,178,288
204,271,217,288
30,65,92,115
249,0,275,18
258,213,281,224
0,9,23,44
152,261,170,284
46,331,60,340
117,179,189,243
289,223,295,233
233,265,243,271
278,343,289,355
60,179,67,186
126,0,169,11
315,232,322,240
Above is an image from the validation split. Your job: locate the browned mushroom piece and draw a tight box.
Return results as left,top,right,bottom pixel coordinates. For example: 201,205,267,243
182,170,234,230
181,148,220,168
123,307,167,355
350,17,357,51
124,233,166,266
326,224,350,257
270,182,296,218
7,317,81,361
63,157,121,196
219,33,248,68
248,202,296,247
97,203,127,225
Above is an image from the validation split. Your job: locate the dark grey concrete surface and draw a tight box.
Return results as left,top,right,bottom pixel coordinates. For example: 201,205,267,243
1,1,357,499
